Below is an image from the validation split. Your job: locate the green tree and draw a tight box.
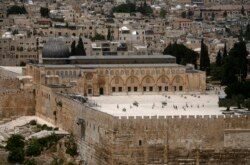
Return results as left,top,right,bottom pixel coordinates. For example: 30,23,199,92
181,11,186,18
199,38,210,74
137,1,153,16
160,8,166,18
216,50,222,67
232,94,244,109
91,33,106,41
6,134,25,151
40,7,50,18
243,100,250,111
107,28,112,41
7,5,27,16
70,40,76,55
225,82,250,99
8,148,25,164
223,43,227,59
219,98,234,111
210,64,222,81
75,37,86,56
112,3,136,13
229,41,248,82
221,55,238,85
163,42,198,68
244,23,250,41
241,6,245,15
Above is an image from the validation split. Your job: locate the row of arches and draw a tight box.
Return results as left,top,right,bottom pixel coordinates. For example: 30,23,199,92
110,75,184,86
108,75,185,94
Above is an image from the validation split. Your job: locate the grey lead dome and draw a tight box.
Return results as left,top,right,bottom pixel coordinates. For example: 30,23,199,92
42,39,70,58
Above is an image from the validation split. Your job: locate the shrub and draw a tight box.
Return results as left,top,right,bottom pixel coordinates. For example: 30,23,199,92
65,135,78,157
6,134,25,151
24,158,37,165
50,157,64,165
8,148,25,164
26,139,41,156
38,134,62,149
29,120,37,125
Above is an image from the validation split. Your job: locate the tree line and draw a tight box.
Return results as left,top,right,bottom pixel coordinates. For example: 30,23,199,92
163,39,249,111
112,2,153,16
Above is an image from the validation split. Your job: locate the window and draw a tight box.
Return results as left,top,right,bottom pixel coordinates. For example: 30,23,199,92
179,86,183,91
143,87,146,92
128,87,131,92
158,86,162,91
139,140,142,146
112,87,116,92
134,87,137,92
165,86,168,91
118,87,122,92
174,86,177,91
149,86,153,91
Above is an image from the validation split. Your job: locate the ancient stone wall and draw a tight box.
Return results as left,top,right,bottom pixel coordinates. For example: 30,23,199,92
111,115,250,164
0,90,35,119
0,68,35,119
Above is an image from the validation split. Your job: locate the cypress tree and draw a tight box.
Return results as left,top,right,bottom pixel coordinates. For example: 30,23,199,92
245,23,250,41
107,28,112,41
222,42,227,64
221,41,248,85
75,37,86,56
199,38,210,74
241,6,245,16
70,40,76,55
216,50,222,67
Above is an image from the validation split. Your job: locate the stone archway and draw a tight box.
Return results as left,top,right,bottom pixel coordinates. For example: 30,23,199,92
156,75,170,92
172,75,185,92
125,76,140,93
110,76,124,93
141,76,155,92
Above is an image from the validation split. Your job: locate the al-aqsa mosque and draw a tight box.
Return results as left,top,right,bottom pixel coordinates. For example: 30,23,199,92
24,38,206,96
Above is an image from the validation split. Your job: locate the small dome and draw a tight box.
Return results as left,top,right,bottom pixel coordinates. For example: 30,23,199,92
42,39,70,58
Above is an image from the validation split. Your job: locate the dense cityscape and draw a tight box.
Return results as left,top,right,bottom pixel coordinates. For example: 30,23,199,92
0,0,250,164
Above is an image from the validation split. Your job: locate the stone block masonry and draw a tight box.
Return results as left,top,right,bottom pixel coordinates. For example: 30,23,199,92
0,68,35,119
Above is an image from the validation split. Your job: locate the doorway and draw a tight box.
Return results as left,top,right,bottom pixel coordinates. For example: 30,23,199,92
99,87,104,95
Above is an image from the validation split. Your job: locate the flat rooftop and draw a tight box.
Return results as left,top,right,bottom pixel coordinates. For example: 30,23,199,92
42,55,176,60
90,94,226,117
37,63,181,69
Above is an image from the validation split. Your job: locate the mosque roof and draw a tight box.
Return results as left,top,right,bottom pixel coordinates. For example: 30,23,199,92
42,39,70,58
